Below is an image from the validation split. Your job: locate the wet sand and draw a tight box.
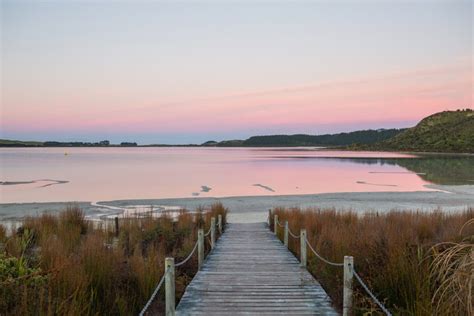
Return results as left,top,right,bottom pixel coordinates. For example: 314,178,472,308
1,184,473,223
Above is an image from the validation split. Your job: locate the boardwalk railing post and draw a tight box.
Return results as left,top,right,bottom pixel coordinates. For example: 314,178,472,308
218,214,222,234
300,229,307,268
284,221,289,247
114,216,119,237
211,217,216,249
198,229,204,270
165,257,175,316
343,256,354,316
274,215,278,236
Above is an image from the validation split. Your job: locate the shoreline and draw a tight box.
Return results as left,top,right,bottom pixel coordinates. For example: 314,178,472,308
2,145,474,155
1,184,473,223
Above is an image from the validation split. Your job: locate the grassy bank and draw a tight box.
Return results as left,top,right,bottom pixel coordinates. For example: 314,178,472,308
271,208,473,315
0,203,227,315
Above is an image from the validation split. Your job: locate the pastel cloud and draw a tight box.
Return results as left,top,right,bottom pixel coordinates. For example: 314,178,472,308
3,61,470,136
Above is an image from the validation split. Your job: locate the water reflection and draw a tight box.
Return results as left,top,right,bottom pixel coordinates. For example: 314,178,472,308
304,155,474,185
1,148,472,203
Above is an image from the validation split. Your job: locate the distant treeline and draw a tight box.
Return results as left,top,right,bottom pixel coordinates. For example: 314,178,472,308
243,129,404,146
0,140,138,147
44,141,138,147
2,110,471,151
202,128,405,147
44,140,111,147
0,129,402,148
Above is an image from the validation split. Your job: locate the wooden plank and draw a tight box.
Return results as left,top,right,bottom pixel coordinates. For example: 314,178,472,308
175,222,338,315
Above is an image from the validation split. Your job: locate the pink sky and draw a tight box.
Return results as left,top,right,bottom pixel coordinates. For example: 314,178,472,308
1,1,472,143
3,60,471,134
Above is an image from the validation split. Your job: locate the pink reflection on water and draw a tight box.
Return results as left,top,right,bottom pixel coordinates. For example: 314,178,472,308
1,147,436,203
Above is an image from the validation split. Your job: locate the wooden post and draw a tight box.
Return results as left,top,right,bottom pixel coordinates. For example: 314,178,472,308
114,216,119,237
300,229,307,268
165,257,175,316
274,215,278,236
284,221,289,247
198,229,204,270
218,214,222,234
343,256,354,316
211,217,216,249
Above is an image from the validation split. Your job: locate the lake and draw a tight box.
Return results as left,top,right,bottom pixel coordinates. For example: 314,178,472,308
1,147,473,204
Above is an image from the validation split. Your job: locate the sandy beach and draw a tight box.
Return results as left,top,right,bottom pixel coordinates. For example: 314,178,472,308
1,184,473,223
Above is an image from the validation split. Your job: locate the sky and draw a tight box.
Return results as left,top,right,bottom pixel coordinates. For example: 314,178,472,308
1,0,472,144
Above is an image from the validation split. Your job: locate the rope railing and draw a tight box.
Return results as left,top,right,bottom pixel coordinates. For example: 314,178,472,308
139,270,168,316
274,217,299,238
288,228,300,239
305,237,344,267
275,218,299,238
139,214,223,316
271,212,391,316
354,270,392,316
139,239,200,315
175,240,199,267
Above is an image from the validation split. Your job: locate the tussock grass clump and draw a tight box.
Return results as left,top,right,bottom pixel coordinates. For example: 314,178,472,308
273,207,473,315
0,203,228,315
430,218,473,316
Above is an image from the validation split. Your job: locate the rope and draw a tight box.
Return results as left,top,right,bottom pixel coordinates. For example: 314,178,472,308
139,236,199,314
271,219,391,315
204,226,212,237
353,269,392,316
288,227,300,239
175,240,199,267
275,219,299,238
140,221,224,315
305,237,344,267
138,270,168,316
206,236,213,247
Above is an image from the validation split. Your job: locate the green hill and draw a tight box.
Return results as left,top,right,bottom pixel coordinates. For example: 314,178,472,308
239,129,404,147
368,109,474,153
201,129,404,147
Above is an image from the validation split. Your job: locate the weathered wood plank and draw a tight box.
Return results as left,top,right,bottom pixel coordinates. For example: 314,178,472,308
175,222,338,315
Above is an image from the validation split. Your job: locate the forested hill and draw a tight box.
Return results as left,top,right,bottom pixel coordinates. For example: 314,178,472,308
202,129,403,147
234,129,404,147
366,109,474,153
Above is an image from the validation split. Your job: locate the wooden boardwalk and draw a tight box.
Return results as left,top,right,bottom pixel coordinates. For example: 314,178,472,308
176,222,338,315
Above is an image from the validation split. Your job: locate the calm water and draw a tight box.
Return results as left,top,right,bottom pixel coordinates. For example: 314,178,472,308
1,147,473,203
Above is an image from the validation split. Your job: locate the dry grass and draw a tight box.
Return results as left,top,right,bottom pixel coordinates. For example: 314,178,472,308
0,202,228,316
430,218,473,316
272,207,473,315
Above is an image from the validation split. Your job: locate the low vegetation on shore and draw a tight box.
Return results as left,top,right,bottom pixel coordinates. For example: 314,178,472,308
271,208,473,315
0,203,228,315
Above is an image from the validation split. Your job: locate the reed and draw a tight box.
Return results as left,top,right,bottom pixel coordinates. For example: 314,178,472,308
0,203,228,316
273,207,473,315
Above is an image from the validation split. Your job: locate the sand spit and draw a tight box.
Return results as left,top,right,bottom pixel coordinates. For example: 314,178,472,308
0,179,69,188
1,184,473,223
253,184,276,192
